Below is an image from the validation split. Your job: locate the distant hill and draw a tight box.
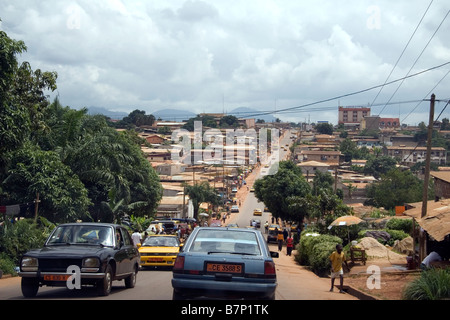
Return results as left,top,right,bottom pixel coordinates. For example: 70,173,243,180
85,107,128,120
153,109,197,122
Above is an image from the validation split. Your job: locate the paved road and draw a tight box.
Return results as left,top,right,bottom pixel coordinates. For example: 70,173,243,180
0,129,357,300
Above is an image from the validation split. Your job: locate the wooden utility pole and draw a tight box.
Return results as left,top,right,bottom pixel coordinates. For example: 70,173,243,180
418,93,435,263
421,94,435,218
34,192,40,222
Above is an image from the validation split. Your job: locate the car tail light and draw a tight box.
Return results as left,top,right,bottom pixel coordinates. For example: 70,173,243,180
173,256,185,273
264,261,276,278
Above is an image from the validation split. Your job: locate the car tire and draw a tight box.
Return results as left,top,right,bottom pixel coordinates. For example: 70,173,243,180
21,277,39,298
97,264,113,296
125,265,137,288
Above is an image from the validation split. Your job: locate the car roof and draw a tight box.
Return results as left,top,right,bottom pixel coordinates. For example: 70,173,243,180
55,222,122,228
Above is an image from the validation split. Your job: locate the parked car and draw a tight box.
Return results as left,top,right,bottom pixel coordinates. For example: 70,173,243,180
230,205,239,212
172,227,278,300
18,223,140,297
139,235,181,268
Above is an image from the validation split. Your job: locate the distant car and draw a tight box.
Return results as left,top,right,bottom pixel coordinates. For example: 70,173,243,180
226,223,239,228
249,187,255,192
253,208,262,216
231,205,239,212
172,227,278,300
19,223,140,297
267,225,281,243
139,235,181,268
209,219,222,227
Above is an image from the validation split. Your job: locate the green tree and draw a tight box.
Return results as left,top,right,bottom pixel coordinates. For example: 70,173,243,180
254,161,311,222
184,181,221,220
363,156,397,179
315,123,333,135
3,143,91,222
365,168,427,210
219,115,239,128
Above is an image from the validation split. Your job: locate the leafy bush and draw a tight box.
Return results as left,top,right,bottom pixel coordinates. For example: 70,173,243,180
296,232,342,276
357,228,409,246
386,218,413,234
386,229,409,246
402,268,450,300
0,253,17,276
0,218,54,265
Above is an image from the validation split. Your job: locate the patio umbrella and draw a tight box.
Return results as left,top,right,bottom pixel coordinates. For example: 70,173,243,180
328,215,364,242
329,215,363,227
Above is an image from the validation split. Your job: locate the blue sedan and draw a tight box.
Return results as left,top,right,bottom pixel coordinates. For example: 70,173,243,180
171,227,278,300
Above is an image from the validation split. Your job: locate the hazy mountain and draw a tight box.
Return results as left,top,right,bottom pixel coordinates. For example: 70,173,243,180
85,106,128,120
153,109,197,122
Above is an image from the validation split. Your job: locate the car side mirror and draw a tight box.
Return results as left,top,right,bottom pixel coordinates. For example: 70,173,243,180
270,251,279,258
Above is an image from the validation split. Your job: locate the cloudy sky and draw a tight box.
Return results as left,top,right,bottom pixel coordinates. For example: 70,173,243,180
1,0,449,124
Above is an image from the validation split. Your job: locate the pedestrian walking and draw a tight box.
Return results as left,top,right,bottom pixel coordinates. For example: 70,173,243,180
131,229,142,247
286,235,294,256
264,221,269,234
277,230,284,252
329,244,349,293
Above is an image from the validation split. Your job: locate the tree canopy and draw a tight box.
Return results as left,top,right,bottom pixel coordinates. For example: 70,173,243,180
0,30,162,224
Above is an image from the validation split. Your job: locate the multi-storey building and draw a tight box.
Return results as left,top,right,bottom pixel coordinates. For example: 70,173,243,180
338,106,370,127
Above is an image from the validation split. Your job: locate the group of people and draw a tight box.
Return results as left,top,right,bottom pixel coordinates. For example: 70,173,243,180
275,228,294,256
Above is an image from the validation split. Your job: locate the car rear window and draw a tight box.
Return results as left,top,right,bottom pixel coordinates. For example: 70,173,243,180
190,229,261,255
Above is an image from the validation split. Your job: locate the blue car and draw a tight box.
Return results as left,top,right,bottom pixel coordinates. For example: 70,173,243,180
171,227,278,300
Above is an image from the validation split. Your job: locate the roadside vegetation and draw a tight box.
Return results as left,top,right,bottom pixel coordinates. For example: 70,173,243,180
0,29,162,275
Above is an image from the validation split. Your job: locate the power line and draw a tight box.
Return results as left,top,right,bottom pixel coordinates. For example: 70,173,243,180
242,61,450,119
378,8,450,115
370,0,434,109
402,67,450,123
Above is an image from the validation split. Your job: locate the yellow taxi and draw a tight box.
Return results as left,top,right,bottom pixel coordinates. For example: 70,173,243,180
253,208,262,216
138,235,181,268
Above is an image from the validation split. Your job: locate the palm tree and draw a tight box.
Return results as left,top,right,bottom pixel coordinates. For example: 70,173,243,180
184,181,221,220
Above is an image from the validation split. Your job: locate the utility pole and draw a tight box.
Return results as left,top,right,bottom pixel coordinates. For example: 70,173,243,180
421,94,435,218
34,192,40,222
418,93,435,263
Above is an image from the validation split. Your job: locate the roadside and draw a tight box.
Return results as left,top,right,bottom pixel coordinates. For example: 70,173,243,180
272,244,358,300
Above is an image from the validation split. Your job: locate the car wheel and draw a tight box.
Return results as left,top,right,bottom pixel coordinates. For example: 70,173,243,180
21,277,39,298
97,264,113,296
125,265,137,288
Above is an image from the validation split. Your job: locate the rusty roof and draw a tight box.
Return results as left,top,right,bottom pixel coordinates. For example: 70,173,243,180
404,199,450,242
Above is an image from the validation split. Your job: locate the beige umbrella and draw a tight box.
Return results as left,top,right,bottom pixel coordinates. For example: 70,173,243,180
329,215,363,227
328,215,364,242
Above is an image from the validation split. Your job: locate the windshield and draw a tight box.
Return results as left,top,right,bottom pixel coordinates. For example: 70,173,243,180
190,229,261,255
47,225,114,247
142,236,179,247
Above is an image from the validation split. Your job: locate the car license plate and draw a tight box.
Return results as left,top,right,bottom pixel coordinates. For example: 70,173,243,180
206,263,243,274
148,258,164,262
44,274,71,281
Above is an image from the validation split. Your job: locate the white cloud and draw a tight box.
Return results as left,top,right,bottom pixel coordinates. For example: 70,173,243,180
1,0,449,124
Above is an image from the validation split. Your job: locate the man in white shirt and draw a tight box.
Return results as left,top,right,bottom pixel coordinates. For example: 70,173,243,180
421,251,442,269
131,229,142,247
